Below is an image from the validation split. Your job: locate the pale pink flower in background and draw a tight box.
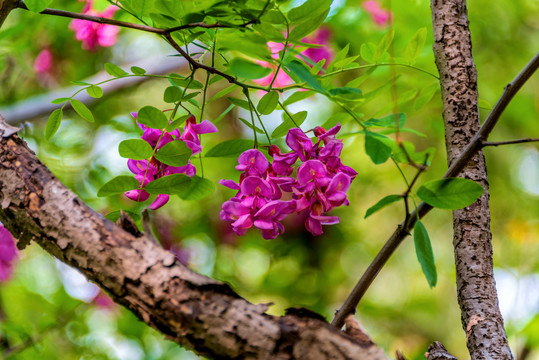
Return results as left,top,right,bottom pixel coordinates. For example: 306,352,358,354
70,1,119,51
0,223,18,283
362,0,392,26
34,49,53,75
254,28,333,88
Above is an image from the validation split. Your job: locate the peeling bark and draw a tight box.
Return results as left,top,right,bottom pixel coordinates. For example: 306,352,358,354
0,120,388,360
430,1,513,359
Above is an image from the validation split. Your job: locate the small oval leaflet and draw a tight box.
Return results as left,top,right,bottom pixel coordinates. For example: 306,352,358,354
144,174,192,195
71,99,94,122
137,106,168,129
154,141,192,167
97,176,139,197
205,139,254,158
46,109,63,140
118,139,154,160
417,178,484,210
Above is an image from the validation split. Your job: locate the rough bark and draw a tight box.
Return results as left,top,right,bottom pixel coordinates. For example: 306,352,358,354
0,119,388,360
430,1,513,359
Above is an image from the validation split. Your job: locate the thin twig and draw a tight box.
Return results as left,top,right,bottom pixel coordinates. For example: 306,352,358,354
481,138,539,147
331,51,539,329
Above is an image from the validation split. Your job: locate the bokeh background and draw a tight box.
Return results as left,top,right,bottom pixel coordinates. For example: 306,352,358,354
0,0,538,359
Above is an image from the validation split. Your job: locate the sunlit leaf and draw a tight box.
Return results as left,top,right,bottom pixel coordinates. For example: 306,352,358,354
144,174,191,195
154,141,192,167
205,139,253,157
86,85,103,99
71,99,94,122
272,111,307,138
179,176,215,200
365,131,393,164
417,178,484,210
118,139,153,160
137,106,168,129
105,63,128,77
97,176,139,197
257,91,279,115
45,109,63,140
229,58,271,80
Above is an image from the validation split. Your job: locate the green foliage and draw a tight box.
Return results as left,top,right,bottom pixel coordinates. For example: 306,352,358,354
257,91,279,115
229,58,271,79
70,99,94,122
45,109,63,140
97,176,140,197
413,220,437,288
205,139,254,157
104,63,128,77
118,139,154,160
417,178,484,210
364,194,402,218
272,111,307,138
179,175,215,200
24,0,51,13
86,85,103,99
144,174,192,194
154,141,192,167
364,131,393,164
137,106,168,129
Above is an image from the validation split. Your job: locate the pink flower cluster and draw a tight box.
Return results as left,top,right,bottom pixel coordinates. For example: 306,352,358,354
125,113,218,210
254,28,333,88
219,124,357,239
362,0,393,26
70,0,119,51
0,223,18,283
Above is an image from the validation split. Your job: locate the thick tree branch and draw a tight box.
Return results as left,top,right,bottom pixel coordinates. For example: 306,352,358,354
331,49,538,330
431,0,513,358
0,118,388,360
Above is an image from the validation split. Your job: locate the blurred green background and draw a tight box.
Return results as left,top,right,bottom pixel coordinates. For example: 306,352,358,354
0,0,538,359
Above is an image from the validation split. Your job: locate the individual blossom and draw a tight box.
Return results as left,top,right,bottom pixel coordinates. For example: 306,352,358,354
124,112,217,210
0,223,18,283
70,0,119,51
220,123,357,238
362,0,393,26
34,48,53,75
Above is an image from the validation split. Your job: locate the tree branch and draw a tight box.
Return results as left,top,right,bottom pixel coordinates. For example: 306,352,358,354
481,138,539,147
331,50,538,330
0,118,388,360
16,1,255,35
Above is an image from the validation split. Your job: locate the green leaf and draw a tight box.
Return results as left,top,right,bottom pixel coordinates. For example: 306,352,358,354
288,9,329,40
154,140,192,167
169,74,204,89
45,109,63,140
207,85,236,104
166,115,189,132
131,0,153,17
97,176,139,197
205,139,253,157
163,86,182,103
24,0,51,13
257,91,279,115
86,85,103,99
404,27,427,64
364,113,406,128
179,176,215,200
286,60,325,92
287,0,332,23
50,97,70,105
227,97,251,110
131,66,146,75
413,220,437,288
71,99,94,122
272,111,307,138
71,80,91,85
283,90,315,106
392,141,434,165
144,174,192,195
365,132,393,164
104,63,128,77
364,194,402,218
329,87,363,101
229,58,271,80
328,44,350,71
360,43,376,63
213,104,235,123
239,118,264,134
118,139,154,160
373,29,394,63
137,106,168,129
413,82,439,111
417,178,484,210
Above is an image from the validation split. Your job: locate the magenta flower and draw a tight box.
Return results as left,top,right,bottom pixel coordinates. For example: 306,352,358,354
220,123,357,238
34,49,53,75
70,1,119,51
124,112,217,210
0,224,18,282
362,0,393,26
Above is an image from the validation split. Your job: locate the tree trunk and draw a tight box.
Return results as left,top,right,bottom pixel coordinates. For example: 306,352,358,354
0,119,388,360
430,1,513,358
